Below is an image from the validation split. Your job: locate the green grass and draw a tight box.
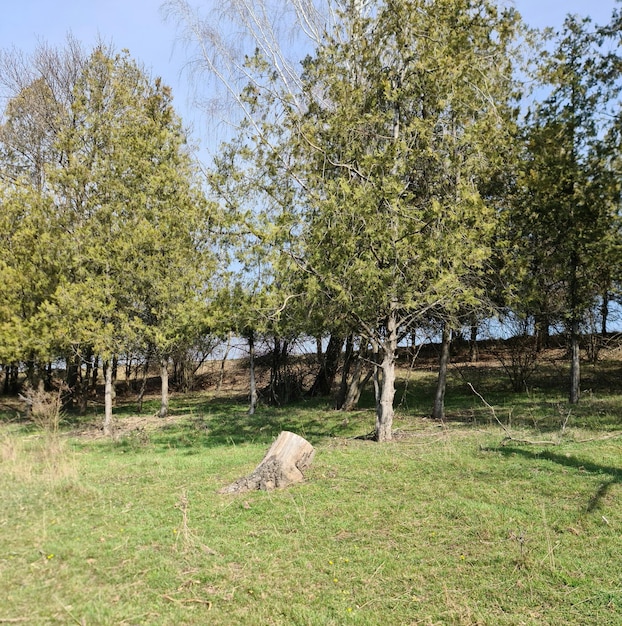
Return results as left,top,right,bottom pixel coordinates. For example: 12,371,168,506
1,368,621,625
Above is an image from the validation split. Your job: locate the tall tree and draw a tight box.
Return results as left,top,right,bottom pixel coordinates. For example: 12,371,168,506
24,46,214,431
0,184,61,375
511,14,621,403
168,0,528,435
0,37,87,388
289,0,523,440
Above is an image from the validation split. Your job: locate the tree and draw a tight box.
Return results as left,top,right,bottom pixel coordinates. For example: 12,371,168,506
167,0,351,408
168,0,527,437
0,37,87,390
62,47,213,426
205,63,313,410
1,43,216,432
287,0,523,440
0,35,85,191
0,184,61,376
510,14,621,403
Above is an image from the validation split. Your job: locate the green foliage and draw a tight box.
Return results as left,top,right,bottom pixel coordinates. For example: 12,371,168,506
503,14,621,324
293,0,523,326
0,43,217,386
46,47,214,360
0,184,64,364
205,0,529,437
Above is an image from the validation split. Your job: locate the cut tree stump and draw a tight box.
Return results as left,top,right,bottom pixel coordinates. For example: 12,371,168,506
218,431,315,494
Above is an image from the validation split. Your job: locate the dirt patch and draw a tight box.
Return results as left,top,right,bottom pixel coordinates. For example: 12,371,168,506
65,410,190,441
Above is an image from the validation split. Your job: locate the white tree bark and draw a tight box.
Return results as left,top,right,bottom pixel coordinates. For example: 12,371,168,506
159,357,169,418
374,307,397,442
103,360,113,437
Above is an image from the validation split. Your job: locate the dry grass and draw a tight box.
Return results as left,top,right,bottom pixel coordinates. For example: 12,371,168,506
0,429,77,484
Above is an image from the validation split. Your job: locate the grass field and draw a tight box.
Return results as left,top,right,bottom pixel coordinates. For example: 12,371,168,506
1,360,621,625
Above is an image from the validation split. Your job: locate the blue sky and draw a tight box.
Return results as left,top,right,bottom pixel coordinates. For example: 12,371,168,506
0,0,619,153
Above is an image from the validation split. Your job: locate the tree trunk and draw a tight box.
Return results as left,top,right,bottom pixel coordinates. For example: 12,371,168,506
468,321,478,363
91,356,99,390
315,336,323,362
78,348,93,415
172,351,192,392
44,362,53,391
269,337,283,404
125,356,133,387
534,314,550,352
103,360,113,437
25,358,36,389
64,352,80,411
218,431,315,494
111,354,118,384
336,333,355,409
217,332,232,392
78,367,89,415
341,357,373,411
159,357,169,418
568,248,580,405
309,334,344,397
136,349,151,414
569,318,580,405
432,323,451,420
268,337,297,404
9,364,19,394
601,291,609,337
248,332,257,415
337,335,373,411
374,308,397,442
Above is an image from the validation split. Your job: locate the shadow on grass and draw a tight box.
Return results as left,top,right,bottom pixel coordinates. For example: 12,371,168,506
132,394,372,454
491,446,621,513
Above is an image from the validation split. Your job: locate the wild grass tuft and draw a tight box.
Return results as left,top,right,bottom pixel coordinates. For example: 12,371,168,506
1,426,77,485
19,381,66,433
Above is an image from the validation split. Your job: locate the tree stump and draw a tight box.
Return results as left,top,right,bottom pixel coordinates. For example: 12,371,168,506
218,431,315,494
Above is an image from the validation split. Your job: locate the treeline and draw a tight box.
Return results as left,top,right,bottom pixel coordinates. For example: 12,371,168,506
0,39,215,434
1,1,621,440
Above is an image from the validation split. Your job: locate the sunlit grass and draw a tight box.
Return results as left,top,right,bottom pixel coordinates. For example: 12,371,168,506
1,358,621,624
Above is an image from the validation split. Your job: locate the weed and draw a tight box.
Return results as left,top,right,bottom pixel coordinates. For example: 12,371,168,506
0,428,77,484
19,381,66,433
173,488,216,556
